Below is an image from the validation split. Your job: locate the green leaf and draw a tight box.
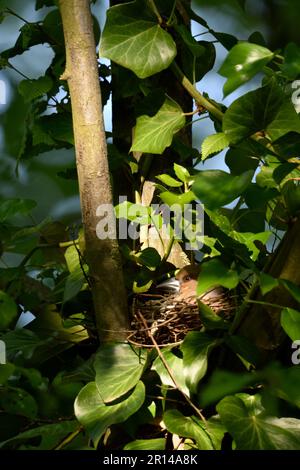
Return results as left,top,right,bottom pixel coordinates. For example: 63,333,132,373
124,438,166,450
99,1,176,79
259,272,278,295
219,42,274,96
192,170,253,210
18,76,53,102
94,343,147,403
223,80,284,144
0,420,78,450
156,174,183,187
281,308,300,342
212,31,238,50
173,163,190,183
1,329,44,361
196,259,238,296
198,302,229,331
74,380,145,446
136,247,161,269
181,332,219,394
164,409,213,450
63,267,85,302
0,198,36,222
217,394,300,449
281,279,300,303
267,101,300,142
115,201,150,224
152,349,189,396
200,372,256,407
131,98,185,154
232,231,271,261
282,42,300,79
0,363,15,385
201,133,229,160
225,335,260,366
159,189,195,207
0,291,18,329
0,386,38,419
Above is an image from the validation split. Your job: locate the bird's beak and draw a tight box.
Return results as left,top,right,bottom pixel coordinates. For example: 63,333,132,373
156,277,180,293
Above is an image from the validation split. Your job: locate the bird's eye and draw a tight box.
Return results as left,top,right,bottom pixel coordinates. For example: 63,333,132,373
184,275,191,281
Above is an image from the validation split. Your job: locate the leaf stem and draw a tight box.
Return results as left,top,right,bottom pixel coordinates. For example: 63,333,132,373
5,8,31,24
148,0,162,24
171,62,224,121
167,0,177,26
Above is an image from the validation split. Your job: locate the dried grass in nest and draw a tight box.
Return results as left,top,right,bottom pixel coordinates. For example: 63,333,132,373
127,291,235,348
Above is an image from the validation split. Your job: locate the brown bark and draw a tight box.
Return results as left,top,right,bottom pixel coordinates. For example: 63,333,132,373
59,0,129,342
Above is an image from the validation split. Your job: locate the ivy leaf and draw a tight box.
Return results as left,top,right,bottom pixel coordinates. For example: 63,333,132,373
164,409,214,450
201,132,229,160
0,421,78,450
223,80,284,144
212,31,238,50
152,349,190,396
131,98,185,154
173,163,190,183
200,372,256,407
196,258,239,296
0,291,18,330
266,101,300,141
192,169,253,209
124,438,166,450
18,76,53,102
74,381,145,446
259,272,278,295
159,190,195,207
219,42,274,96
282,42,300,79
181,331,219,394
94,343,147,403
281,308,300,342
0,198,36,222
0,387,38,419
156,174,183,187
217,394,300,449
99,1,176,79
63,267,85,303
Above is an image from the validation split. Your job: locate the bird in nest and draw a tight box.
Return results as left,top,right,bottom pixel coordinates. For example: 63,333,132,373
156,264,234,316
129,264,236,346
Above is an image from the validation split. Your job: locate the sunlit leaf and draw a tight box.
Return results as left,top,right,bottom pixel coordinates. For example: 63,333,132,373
201,132,229,160
74,380,145,446
99,1,176,79
217,394,300,449
192,170,253,209
94,343,147,403
131,98,185,154
219,42,274,96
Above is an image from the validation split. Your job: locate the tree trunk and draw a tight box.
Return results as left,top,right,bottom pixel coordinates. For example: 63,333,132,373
59,0,129,342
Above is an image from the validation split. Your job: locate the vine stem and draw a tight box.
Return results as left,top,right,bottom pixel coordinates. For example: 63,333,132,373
148,0,162,24
54,426,83,450
171,62,224,121
137,311,206,423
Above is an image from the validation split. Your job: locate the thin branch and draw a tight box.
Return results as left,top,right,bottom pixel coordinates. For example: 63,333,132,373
137,311,206,423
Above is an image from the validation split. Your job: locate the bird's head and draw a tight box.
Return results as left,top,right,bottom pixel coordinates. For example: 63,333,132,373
156,264,200,301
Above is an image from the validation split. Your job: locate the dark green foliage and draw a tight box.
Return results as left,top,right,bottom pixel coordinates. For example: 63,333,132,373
1,0,300,451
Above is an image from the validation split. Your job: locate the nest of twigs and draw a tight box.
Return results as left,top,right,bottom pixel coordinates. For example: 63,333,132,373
127,290,236,348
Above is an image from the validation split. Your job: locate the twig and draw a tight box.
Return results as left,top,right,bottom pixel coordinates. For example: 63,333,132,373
54,426,83,450
137,311,206,422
